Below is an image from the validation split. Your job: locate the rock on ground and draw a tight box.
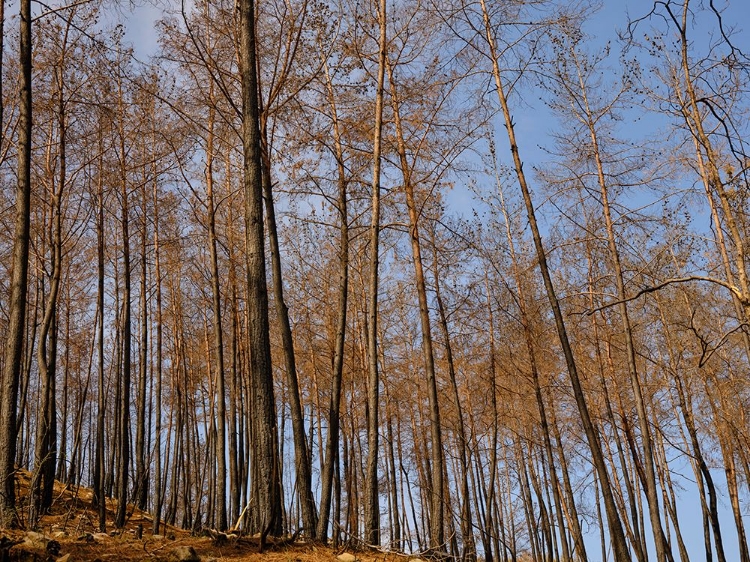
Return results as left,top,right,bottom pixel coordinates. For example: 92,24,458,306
23,531,61,555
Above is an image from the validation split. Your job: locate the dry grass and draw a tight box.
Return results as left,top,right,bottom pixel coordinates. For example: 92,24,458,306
2,470,402,562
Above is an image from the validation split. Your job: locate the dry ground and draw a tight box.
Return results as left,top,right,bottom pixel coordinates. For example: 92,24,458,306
1,471,404,562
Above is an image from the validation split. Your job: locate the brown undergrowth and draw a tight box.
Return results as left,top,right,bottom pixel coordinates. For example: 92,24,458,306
1,470,399,562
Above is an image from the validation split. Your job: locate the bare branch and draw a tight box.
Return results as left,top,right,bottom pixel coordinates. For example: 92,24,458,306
32,0,94,22
584,275,746,316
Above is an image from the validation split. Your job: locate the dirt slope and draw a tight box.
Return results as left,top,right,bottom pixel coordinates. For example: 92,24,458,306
1,471,403,562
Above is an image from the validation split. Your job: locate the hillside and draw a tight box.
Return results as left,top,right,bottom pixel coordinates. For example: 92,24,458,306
0,472,395,562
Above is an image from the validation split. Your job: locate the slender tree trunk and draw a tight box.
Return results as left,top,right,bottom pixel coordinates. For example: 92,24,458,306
517,443,540,562
483,277,500,562
653,428,690,562
0,0,32,526
528,449,555,562
259,114,317,537
67,291,93,485
93,118,108,532
489,136,580,562
430,236,475,561
31,55,69,525
579,76,673,562
16,294,37,471
204,97,228,532
478,1,630,558
317,52,350,542
385,57,444,552
385,405,401,550
547,391,588,562
115,66,132,530
57,294,70,484
364,0,388,545
30,201,60,526
135,146,149,512
226,183,241,526
152,158,164,535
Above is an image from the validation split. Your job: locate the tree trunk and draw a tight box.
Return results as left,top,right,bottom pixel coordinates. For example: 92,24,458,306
385,57,444,552
483,277,501,562
478,1,630,558
239,0,282,535
431,235,475,561
364,0,388,546
31,55,68,526
93,117,108,532
204,97,229,532
259,114,318,537
489,138,580,562
579,74,673,562
385,404,401,550
135,145,149,512
115,64,132,530
57,294,70,484
226,181,242,526
0,0,32,527
317,52,350,543
152,165,164,535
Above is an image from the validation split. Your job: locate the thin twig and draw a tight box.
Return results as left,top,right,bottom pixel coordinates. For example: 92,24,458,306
31,0,95,22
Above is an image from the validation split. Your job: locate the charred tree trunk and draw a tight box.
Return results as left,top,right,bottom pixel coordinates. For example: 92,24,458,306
239,0,282,535
115,66,132,530
259,115,318,537
0,0,32,527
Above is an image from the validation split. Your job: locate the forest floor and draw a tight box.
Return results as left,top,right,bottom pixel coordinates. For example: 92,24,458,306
1,471,403,562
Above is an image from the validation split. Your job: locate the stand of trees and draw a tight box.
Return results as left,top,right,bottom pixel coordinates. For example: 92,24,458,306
1,0,749,561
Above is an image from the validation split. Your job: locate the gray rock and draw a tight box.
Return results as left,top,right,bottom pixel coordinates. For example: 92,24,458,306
23,531,51,550
337,553,357,562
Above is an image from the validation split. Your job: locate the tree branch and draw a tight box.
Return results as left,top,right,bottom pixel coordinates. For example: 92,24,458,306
584,275,746,316
32,0,94,23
